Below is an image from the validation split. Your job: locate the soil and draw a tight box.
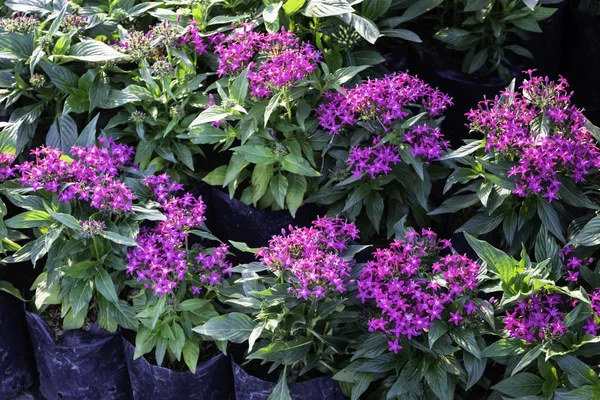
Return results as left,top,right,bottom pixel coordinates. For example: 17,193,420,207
40,304,98,340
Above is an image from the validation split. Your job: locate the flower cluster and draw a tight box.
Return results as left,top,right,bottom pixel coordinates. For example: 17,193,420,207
61,13,88,32
29,73,46,88
179,20,208,55
316,72,453,134
256,217,360,300
0,153,15,180
80,220,106,238
16,140,135,212
583,290,600,335
211,24,320,98
142,173,184,203
347,137,400,179
0,13,39,34
127,175,222,296
192,244,233,294
356,229,479,353
403,125,449,161
503,290,570,343
467,71,600,202
559,246,593,282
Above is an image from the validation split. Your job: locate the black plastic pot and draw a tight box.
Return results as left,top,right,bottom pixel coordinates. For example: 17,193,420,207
205,188,322,262
0,294,35,400
25,311,131,400
232,360,346,400
561,0,600,125
122,339,234,400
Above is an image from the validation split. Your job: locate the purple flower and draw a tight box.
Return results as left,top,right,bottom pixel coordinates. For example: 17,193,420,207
61,13,88,32
316,73,452,134
0,13,39,34
347,137,400,179
356,229,479,353
256,217,360,299
449,311,463,325
467,71,600,202
0,153,15,180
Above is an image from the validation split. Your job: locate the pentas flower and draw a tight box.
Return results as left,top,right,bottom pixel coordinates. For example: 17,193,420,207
192,244,233,294
0,13,39,34
0,153,15,180
316,73,452,134
142,174,184,203
210,24,320,98
80,220,106,238
115,27,154,61
179,20,208,55
503,290,571,344
559,246,593,282
347,137,400,179
16,139,135,213
61,13,88,32
256,217,360,300
583,289,600,335
466,71,600,202
126,191,209,296
403,125,449,161
356,229,479,353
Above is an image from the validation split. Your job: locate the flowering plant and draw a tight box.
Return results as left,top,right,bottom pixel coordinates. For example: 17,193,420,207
122,173,235,372
432,72,600,254
310,72,452,237
335,228,490,399
195,217,367,398
0,140,162,332
466,234,600,399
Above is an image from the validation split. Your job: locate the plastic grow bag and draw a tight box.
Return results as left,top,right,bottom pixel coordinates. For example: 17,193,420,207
0,294,35,400
122,338,234,400
232,360,346,400
25,311,131,400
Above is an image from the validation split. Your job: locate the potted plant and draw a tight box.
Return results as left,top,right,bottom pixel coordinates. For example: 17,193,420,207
335,228,490,399
0,139,162,400
431,72,600,255
195,216,366,399
122,174,235,399
310,71,452,240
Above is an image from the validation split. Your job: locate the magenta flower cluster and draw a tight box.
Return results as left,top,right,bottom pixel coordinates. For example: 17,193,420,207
0,13,39,34
0,153,15,180
127,175,230,296
256,217,360,300
347,137,400,179
61,12,88,32
583,290,600,335
503,290,569,343
316,72,452,134
467,71,600,202
209,24,320,98
403,125,449,161
356,229,479,353
559,246,593,282
16,139,135,213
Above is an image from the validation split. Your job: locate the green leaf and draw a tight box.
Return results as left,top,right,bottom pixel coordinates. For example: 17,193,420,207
384,0,443,26
100,90,140,109
270,174,289,209
183,340,200,373
364,192,384,233
464,232,518,281
464,0,491,11
47,209,80,230
482,339,526,357
75,113,99,147
362,0,391,20
428,319,447,348
286,174,306,217
203,166,227,186
39,62,78,94
380,29,421,42
302,0,354,17
556,355,599,387
353,50,385,65
99,230,138,247
345,14,380,44
69,280,94,316
537,199,565,243
428,194,480,215
425,362,451,400
449,330,481,359
0,280,25,301
264,92,282,127
331,65,370,85
263,2,282,23
464,351,486,390
268,372,292,400
230,67,250,104
512,17,542,33
283,0,305,14
59,261,95,279
70,39,125,62
47,114,77,153
5,211,52,229
193,313,256,343
440,140,483,160
491,373,544,397
247,337,312,365
94,269,119,304
468,49,488,74
251,164,273,204
229,241,260,254
343,184,371,212
511,344,543,376
569,216,600,247
234,146,278,165
281,154,320,176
